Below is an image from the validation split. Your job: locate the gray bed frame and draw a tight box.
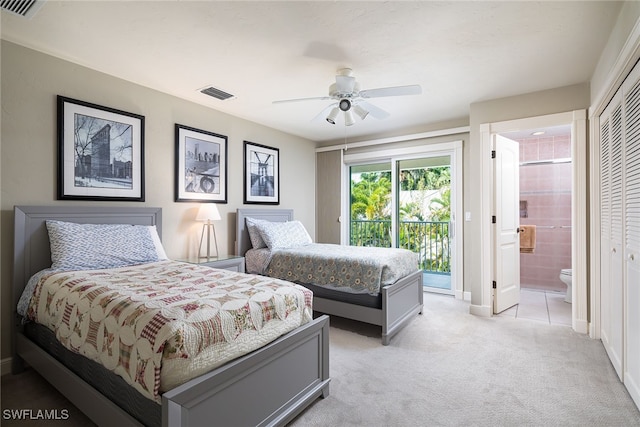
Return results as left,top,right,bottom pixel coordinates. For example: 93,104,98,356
236,208,423,346
12,205,330,427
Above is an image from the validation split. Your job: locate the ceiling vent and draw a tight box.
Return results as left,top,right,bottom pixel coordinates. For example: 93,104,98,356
199,86,235,101
1,0,45,19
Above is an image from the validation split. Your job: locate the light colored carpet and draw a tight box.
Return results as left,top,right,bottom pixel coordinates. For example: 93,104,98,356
3,293,638,426
289,293,640,427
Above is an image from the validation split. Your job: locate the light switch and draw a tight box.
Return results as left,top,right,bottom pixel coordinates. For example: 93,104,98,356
465,212,471,222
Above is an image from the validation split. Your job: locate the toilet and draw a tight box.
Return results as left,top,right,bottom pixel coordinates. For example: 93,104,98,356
559,269,572,303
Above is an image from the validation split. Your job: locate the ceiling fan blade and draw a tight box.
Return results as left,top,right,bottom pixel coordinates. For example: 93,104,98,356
273,96,333,104
335,75,356,94
359,84,422,99
356,101,390,119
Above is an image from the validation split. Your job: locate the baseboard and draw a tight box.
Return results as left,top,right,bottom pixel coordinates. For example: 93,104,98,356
574,318,589,335
469,304,491,317
455,290,471,301
1,357,12,376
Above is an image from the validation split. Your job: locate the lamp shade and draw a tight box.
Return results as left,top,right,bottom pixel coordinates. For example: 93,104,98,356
326,107,339,124
196,204,221,221
353,104,369,120
344,110,355,126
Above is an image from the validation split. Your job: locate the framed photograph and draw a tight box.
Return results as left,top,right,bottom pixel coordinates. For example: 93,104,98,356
175,124,228,203
243,141,279,205
57,95,145,201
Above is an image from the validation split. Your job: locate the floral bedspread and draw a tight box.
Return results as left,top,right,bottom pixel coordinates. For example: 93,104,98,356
25,260,312,402
265,243,419,295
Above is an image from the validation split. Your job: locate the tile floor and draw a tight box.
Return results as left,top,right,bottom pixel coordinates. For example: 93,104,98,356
497,288,572,326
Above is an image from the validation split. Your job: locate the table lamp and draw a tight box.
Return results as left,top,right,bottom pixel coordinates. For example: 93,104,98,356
196,204,221,260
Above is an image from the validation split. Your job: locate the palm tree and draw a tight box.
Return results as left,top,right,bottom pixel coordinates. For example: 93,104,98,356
350,172,391,220
429,187,451,222
351,172,392,246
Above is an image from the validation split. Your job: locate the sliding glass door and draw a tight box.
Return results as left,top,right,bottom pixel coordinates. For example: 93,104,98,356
349,155,453,293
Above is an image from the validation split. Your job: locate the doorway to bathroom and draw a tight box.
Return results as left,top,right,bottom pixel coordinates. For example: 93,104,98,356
478,109,589,333
499,125,573,326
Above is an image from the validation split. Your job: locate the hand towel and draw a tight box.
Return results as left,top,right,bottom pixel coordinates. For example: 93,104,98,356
520,225,536,253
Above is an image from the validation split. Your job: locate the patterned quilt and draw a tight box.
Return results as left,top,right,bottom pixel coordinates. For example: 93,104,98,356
265,243,419,295
25,260,312,402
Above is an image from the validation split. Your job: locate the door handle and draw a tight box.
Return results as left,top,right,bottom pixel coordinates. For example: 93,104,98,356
629,253,636,261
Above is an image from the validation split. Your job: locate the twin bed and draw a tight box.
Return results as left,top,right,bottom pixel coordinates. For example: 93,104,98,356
12,205,422,426
235,209,423,346
12,206,329,427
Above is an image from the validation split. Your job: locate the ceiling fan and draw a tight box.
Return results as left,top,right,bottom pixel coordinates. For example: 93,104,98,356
272,68,422,126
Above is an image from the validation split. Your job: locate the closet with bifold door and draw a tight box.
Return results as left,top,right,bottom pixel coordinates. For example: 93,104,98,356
599,58,640,409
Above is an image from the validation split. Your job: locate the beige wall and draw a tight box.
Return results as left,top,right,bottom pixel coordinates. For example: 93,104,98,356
0,41,316,361
591,1,640,106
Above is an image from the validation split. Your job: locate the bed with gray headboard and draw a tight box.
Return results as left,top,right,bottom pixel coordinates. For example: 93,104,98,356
13,205,329,427
236,208,423,345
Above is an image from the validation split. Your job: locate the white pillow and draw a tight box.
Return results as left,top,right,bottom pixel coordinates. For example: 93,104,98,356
255,220,312,249
148,225,168,259
245,217,268,249
46,220,163,270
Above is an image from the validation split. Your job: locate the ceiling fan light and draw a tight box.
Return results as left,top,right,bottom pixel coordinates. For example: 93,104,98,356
339,99,351,112
326,107,339,124
344,110,355,126
353,104,369,120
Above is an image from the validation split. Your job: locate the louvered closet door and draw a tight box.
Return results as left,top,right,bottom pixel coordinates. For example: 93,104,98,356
623,63,640,408
600,105,612,369
600,90,624,380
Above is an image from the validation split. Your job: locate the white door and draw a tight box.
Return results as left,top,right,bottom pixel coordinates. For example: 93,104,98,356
610,101,624,379
600,99,614,375
601,93,624,379
626,256,640,407
494,135,521,313
623,68,640,407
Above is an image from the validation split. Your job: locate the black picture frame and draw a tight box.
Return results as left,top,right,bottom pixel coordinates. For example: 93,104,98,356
243,141,280,205
57,95,145,201
175,124,228,203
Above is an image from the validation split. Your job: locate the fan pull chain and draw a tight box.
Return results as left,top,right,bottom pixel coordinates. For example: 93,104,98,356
344,121,348,151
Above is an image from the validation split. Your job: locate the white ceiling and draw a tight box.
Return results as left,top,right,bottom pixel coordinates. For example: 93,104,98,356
1,1,622,143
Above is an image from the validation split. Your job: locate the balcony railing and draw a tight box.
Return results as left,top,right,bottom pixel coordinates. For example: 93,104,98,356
350,219,451,274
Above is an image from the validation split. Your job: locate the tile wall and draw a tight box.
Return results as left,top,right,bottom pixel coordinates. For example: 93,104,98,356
517,134,572,293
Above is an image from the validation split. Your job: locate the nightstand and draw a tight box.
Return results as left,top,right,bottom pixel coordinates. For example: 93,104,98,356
183,255,245,273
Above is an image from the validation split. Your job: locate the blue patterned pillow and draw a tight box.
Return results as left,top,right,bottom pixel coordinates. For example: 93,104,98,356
255,220,312,249
46,220,162,270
